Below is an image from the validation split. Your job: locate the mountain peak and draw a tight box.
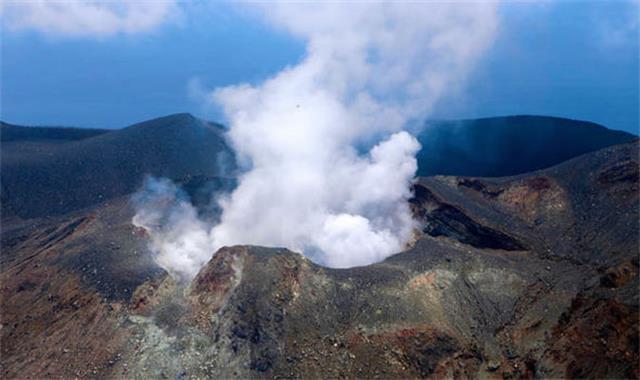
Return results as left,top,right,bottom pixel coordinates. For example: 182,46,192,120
129,112,198,127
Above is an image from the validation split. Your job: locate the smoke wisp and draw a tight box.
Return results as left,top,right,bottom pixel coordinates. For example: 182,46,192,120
133,2,500,279
132,177,212,282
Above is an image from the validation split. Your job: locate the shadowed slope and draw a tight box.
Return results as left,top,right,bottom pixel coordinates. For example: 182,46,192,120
1,113,236,219
1,122,110,143
416,115,636,177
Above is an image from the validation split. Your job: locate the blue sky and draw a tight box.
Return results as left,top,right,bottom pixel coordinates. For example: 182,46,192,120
1,1,638,134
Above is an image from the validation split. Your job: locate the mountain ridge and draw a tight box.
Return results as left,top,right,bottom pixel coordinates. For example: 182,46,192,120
1,113,236,219
417,114,636,177
2,113,635,220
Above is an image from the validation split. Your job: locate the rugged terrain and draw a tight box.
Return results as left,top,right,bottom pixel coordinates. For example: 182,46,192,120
0,114,638,378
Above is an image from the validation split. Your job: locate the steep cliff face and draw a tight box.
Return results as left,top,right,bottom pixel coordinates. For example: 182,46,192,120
1,141,638,379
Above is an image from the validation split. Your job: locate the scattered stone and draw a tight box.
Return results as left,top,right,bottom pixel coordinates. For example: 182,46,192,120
487,361,501,371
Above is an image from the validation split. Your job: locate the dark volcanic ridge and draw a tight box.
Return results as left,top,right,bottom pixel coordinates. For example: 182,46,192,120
2,113,635,221
1,113,237,219
1,111,638,379
416,115,636,177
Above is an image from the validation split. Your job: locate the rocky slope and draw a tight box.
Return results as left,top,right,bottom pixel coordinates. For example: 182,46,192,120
1,136,637,378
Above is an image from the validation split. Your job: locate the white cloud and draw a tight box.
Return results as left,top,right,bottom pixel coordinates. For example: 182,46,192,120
1,0,178,37
133,1,501,279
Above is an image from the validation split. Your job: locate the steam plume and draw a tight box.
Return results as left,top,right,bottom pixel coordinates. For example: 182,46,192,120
134,2,500,279
132,178,212,281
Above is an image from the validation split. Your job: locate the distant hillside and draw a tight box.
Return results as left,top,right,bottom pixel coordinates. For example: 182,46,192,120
1,113,236,219
416,115,636,177
2,113,635,220
0,121,110,143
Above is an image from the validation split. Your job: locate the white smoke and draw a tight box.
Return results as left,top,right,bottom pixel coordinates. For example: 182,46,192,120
133,2,500,279
132,177,212,282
